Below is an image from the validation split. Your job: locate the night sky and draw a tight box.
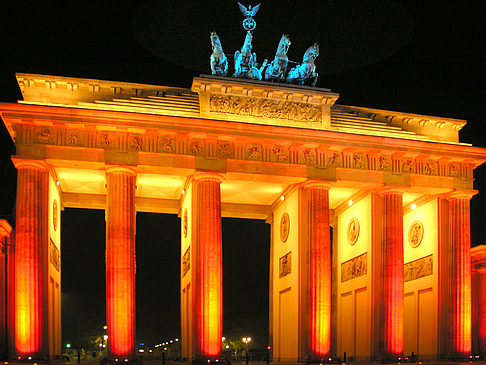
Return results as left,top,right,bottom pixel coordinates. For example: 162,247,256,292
0,0,485,350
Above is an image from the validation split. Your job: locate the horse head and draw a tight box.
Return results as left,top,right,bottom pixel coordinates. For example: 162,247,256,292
211,31,223,52
277,34,291,55
303,43,319,62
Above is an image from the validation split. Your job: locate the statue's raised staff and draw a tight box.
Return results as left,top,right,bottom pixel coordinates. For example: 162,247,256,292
210,31,228,77
264,34,291,82
286,43,320,86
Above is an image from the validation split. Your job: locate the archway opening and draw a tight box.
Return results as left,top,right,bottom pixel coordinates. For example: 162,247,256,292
222,218,271,360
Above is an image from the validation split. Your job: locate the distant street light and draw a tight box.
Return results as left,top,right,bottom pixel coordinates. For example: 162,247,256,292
242,338,252,365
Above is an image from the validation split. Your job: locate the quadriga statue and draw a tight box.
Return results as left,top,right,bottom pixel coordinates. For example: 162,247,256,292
286,43,319,86
210,31,228,77
234,32,267,80
264,34,291,82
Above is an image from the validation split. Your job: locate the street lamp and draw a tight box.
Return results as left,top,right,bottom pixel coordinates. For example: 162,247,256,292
242,338,252,365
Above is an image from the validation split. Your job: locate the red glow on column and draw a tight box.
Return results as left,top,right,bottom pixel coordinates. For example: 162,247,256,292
449,196,472,355
382,191,404,356
306,185,331,357
14,164,45,355
106,168,136,359
195,176,222,359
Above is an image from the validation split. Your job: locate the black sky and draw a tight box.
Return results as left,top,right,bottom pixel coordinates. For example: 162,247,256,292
0,0,485,350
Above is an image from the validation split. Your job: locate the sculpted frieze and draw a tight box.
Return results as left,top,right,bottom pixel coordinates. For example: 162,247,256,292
303,148,316,164
272,145,289,162
38,128,53,144
130,136,143,151
378,155,392,171
190,141,204,155
279,251,292,278
404,254,433,282
353,153,367,169
327,152,343,167
341,252,367,282
159,136,175,153
218,142,233,158
68,132,80,146
210,95,321,123
247,144,262,160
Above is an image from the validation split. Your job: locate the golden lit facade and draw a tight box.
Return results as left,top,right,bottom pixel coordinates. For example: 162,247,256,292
1,73,486,361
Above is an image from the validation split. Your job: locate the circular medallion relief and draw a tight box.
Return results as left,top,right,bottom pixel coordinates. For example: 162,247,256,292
53,199,58,231
347,217,360,246
408,220,424,248
183,209,188,238
280,213,290,243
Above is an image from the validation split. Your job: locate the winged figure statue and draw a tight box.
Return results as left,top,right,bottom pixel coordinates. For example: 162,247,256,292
238,2,261,17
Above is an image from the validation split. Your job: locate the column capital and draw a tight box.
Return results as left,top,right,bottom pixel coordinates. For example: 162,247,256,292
377,185,405,196
11,157,47,171
445,189,478,201
302,179,332,189
0,219,12,239
192,171,224,183
105,165,137,176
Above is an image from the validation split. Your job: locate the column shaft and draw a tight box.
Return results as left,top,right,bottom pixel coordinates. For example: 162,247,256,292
479,271,486,355
106,169,136,359
306,186,331,358
0,220,12,356
381,192,404,357
448,197,472,355
14,165,45,356
195,177,222,359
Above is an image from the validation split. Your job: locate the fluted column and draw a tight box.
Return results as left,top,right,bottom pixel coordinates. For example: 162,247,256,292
380,190,404,358
0,220,13,356
106,167,136,360
13,160,46,356
304,182,331,359
448,193,474,356
194,173,223,359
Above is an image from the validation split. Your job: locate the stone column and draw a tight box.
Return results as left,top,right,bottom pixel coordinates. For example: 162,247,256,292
105,167,136,360
13,159,46,357
0,220,12,357
471,245,486,357
304,182,331,359
380,190,404,358
194,173,223,359
447,193,474,357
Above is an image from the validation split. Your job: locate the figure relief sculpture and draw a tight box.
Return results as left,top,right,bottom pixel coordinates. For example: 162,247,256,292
264,34,291,82
234,32,267,80
210,31,228,77
286,43,319,86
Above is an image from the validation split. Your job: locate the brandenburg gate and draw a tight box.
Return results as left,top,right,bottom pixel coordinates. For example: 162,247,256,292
0,71,485,363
